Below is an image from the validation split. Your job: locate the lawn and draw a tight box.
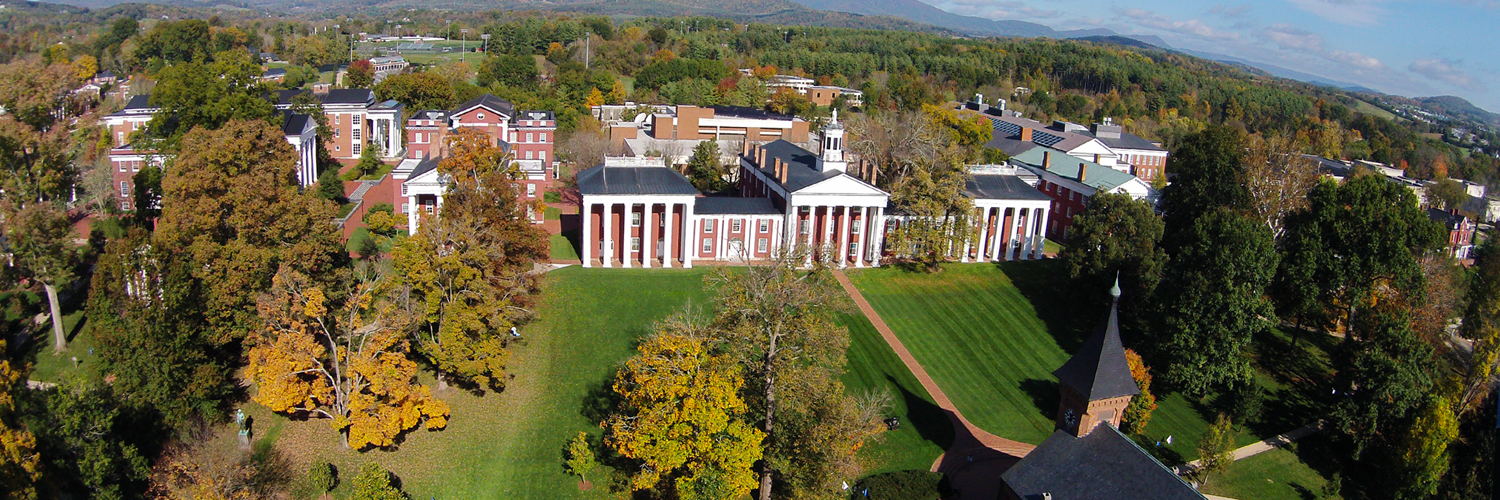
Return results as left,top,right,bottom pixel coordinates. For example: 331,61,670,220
549,233,579,261
845,261,1275,462
838,312,949,475
1200,443,1337,500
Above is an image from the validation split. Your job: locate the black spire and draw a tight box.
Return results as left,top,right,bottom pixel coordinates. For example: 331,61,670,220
1053,275,1139,401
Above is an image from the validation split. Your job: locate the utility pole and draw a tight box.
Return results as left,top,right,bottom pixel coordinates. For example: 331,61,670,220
481,33,490,54
585,31,590,70
461,28,468,64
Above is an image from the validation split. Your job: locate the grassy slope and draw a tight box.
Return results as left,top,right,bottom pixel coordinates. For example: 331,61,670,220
846,262,1268,461
1200,444,1334,500
838,312,949,474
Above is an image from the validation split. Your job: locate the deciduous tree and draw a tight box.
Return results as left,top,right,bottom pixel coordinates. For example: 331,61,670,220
885,151,974,271
1160,125,1249,243
604,319,764,499
1242,133,1318,239
1192,414,1235,486
247,267,450,449
1395,395,1458,499
686,140,727,192
346,59,374,89
0,341,39,500
564,432,596,486
1120,349,1157,434
349,463,403,500
1330,308,1435,456
5,203,77,352
1058,192,1167,329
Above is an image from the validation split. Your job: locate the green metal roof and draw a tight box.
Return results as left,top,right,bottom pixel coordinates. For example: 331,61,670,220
1012,147,1137,192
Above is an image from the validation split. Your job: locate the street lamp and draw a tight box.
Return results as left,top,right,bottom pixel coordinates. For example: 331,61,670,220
481,33,490,54
461,28,469,63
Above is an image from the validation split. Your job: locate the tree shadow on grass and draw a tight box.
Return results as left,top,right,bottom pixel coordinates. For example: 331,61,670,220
1019,378,1059,423
894,378,956,451
997,261,1094,353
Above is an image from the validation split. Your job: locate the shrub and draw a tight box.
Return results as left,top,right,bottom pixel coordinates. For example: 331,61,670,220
852,470,946,500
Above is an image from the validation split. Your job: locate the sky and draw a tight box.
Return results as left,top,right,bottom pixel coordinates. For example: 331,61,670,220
921,0,1500,113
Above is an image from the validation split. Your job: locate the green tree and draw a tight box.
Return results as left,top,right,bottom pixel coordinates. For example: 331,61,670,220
346,59,374,89
350,463,405,500
1160,126,1250,243
1193,414,1236,486
1330,308,1435,457
1425,178,1467,210
316,167,345,202
391,128,548,390
145,50,277,150
1058,192,1167,328
686,140,726,192
130,19,211,65
564,432,596,486
1395,395,1458,499
1153,208,1278,395
18,382,152,500
478,54,537,88
374,72,458,114
1456,240,1500,414
604,319,764,499
131,165,162,222
885,152,974,271
0,340,39,500
4,203,77,352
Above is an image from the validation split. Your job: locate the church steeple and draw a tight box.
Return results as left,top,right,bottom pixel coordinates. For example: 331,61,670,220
818,109,846,172
1053,276,1139,436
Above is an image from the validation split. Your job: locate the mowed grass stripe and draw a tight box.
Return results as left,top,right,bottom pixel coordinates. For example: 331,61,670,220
848,264,1069,444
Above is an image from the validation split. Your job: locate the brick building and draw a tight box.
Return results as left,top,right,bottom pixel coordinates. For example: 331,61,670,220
273,88,404,161
1428,208,1476,259
1010,148,1159,239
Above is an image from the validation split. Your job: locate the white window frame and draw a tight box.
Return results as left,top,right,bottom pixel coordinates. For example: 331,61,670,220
631,237,640,251
632,212,642,227
477,112,485,120
852,220,861,234
118,162,126,172
526,151,534,160
401,203,408,213
732,220,742,233
800,219,810,234
702,238,713,253
759,220,769,233
704,221,714,233
539,151,546,162
120,181,129,197
526,184,537,197
757,238,768,252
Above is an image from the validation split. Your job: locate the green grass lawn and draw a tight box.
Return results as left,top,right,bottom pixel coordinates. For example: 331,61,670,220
1200,443,1337,500
549,233,579,261
25,309,95,383
838,312,949,475
845,261,1283,462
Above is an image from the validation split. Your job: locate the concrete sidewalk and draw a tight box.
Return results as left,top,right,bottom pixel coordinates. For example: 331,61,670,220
1174,421,1324,475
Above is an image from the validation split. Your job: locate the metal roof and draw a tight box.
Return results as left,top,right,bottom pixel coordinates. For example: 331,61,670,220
1012,147,1138,192
694,197,780,215
965,174,1051,201
1001,425,1206,500
755,139,843,193
575,165,699,196
453,93,516,118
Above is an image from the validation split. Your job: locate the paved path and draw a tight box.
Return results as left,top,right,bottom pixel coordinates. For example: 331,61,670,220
831,270,1034,500
1174,421,1324,475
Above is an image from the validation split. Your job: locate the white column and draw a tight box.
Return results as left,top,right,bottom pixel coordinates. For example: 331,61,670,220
805,206,817,267
602,202,614,268
582,201,593,267
643,203,654,268
683,202,695,268
976,207,990,262
389,118,399,156
992,206,1008,261
782,207,795,258
837,207,850,268
406,195,418,235
871,207,885,267
960,207,973,263
1032,207,1049,259
622,203,634,269
663,203,674,268
1021,208,1037,261
855,206,867,268
1006,207,1022,261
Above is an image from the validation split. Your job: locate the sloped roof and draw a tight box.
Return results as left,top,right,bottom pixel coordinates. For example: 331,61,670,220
281,111,313,136
983,135,1040,157
274,88,374,106
407,156,442,180
989,114,1094,152
1428,207,1468,230
453,93,516,117
575,165,699,196
1001,426,1205,500
124,94,154,111
1089,130,1165,152
755,139,843,193
1012,147,1138,193
965,174,1051,201
1053,289,1139,401
694,196,780,215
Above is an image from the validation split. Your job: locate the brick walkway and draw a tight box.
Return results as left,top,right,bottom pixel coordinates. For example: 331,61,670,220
831,270,1034,499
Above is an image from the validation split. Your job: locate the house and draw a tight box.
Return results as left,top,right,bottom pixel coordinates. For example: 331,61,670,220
260,68,287,83
1428,208,1476,260
396,94,557,231
1086,118,1168,182
273,88,404,161
103,95,322,210
965,96,1167,182
959,165,1053,262
578,113,889,268
1010,148,1159,238
1000,281,1207,500
806,86,863,107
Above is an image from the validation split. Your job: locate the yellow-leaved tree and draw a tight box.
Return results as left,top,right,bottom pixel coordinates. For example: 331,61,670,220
605,316,764,500
247,266,449,449
0,340,40,499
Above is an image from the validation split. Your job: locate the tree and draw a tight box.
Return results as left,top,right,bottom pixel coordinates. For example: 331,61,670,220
1425,178,1467,210
1395,395,1458,499
18,382,152,500
585,87,605,107
391,128,548,390
346,59,374,89
885,151,974,271
845,111,939,188
1193,414,1235,486
70,55,98,81
145,50,277,149
1437,393,1494,499
477,54,537,88
147,427,293,500
556,118,610,174
373,72,457,113
1160,126,1250,243
922,104,992,160
349,463,404,500
707,254,860,500
1456,241,1500,415
1242,133,1319,238
564,432,596,486
352,142,383,179
5,203,77,352
0,341,39,500
686,140,726,192
608,80,627,104
1120,349,1157,434
1330,308,1435,457
1273,174,1443,336
604,319,764,499
155,120,344,339
247,267,450,449
132,165,163,221
1153,209,1278,395
1058,192,1167,328
316,167,345,202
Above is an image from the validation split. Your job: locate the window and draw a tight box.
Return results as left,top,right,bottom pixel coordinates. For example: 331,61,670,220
335,114,340,125
704,221,713,233
334,129,340,138
539,151,546,162
526,184,536,197
401,203,408,213
800,219,810,234
416,150,424,159
526,133,533,143
352,128,361,141
540,132,547,142
732,220,742,232
118,162,126,172
120,181,129,197
702,239,713,253
525,151,534,160
631,237,640,251
477,112,485,120
759,220,769,233
632,212,642,227
352,143,362,156
117,131,125,145
757,238,768,252
335,145,341,151
120,200,130,210
132,162,140,172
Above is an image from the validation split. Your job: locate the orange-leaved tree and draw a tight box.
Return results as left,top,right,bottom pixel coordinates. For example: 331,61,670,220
248,266,449,449
392,127,547,391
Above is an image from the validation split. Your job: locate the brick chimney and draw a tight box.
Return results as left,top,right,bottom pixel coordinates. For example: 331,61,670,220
779,159,789,184
1043,151,1051,170
757,147,767,171
1093,153,1101,164
1078,163,1088,183
742,139,751,157
1020,127,1033,142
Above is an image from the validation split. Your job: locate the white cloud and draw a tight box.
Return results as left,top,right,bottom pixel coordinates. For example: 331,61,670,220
1209,4,1253,18
1260,24,1324,52
1283,0,1385,27
943,0,1062,19
1409,58,1486,90
1327,50,1384,70
1112,7,1242,41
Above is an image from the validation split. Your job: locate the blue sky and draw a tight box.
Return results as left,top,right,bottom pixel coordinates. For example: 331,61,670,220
921,0,1500,113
